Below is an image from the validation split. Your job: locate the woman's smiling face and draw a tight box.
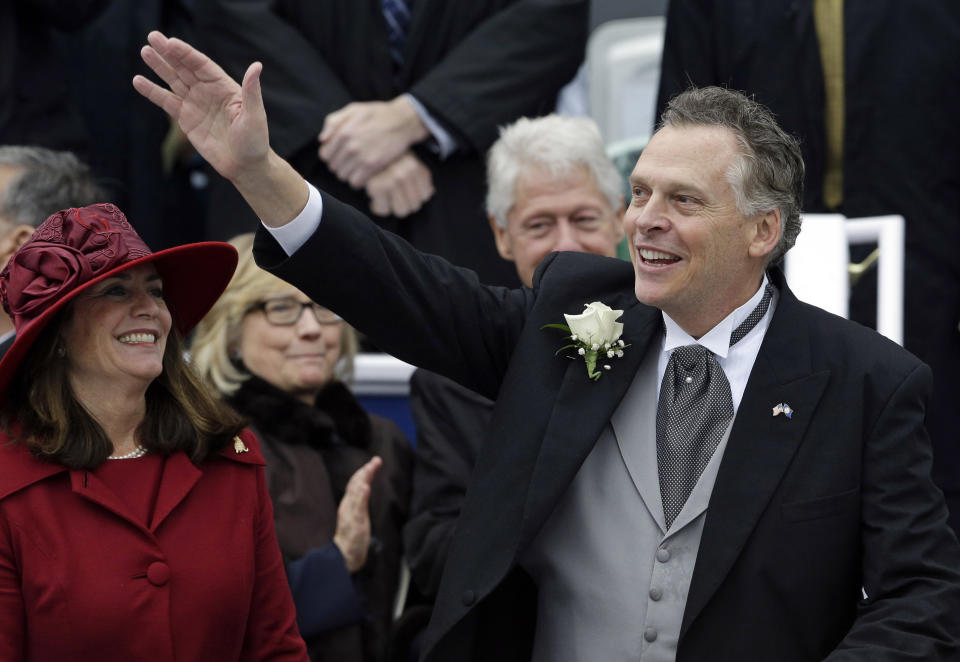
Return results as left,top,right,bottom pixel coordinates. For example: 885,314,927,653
61,264,172,392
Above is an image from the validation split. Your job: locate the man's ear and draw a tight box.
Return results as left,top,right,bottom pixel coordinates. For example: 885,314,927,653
488,215,514,261
748,209,781,259
0,224,35,269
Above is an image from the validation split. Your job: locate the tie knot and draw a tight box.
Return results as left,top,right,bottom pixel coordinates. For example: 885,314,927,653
669,344,711,388
671,344,708,370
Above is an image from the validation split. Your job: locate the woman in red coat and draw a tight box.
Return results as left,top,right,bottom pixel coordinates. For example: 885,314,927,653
0,203,311,660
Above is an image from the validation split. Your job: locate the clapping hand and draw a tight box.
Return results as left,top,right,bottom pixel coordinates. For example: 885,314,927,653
333,456,383,573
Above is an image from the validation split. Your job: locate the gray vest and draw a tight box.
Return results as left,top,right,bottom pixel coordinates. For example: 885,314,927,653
520,344,733,661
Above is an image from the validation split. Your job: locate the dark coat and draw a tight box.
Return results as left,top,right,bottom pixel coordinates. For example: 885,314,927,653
404,369,491,599
230,376,413,662
0,428,308,661
192,0,589,287
255,193,960,661
0,0,108,156
656,0,960,527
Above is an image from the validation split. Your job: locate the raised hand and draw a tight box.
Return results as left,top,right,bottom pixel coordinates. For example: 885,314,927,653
132,31,306,228
133,31,268,183
333,456,383,573
366,151,435,218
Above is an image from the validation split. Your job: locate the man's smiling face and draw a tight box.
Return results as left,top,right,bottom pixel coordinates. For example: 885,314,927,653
624,124,775,337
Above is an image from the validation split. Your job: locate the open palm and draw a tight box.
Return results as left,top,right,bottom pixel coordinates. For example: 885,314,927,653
133,31,269,182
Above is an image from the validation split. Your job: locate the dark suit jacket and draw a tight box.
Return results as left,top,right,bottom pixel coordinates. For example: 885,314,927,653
195,0,588,287
254,193,960,661
0,0,109,156
405,369,492,599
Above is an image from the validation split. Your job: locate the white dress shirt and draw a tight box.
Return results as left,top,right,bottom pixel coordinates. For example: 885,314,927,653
264,182,324,256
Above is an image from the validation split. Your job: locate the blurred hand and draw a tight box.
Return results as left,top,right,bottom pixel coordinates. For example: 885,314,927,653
319,96,429,189
366,151,435,218
333,456,383,573
133,31,269,184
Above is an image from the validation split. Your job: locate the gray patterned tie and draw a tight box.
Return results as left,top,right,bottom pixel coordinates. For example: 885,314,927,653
656,283,774,529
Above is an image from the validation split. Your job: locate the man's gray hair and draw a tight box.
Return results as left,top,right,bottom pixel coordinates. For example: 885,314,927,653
0,146,103,229
486,115,622,228
659,87,804,264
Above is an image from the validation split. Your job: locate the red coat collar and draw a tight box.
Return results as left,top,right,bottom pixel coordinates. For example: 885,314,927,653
0,433,66,500
0,428,264,501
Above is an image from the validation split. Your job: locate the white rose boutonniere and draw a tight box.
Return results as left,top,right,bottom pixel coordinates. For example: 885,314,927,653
543,301,629,381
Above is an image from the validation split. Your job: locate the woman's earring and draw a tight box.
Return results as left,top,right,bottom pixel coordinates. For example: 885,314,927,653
56,345,66,358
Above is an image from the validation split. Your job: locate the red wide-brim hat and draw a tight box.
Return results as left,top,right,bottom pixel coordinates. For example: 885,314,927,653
0,203,238,404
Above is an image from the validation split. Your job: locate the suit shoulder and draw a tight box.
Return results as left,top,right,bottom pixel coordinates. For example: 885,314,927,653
799,300,925,378
532,252,635,298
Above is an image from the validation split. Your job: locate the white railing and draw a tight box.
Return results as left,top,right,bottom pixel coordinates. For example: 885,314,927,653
352,353,416,396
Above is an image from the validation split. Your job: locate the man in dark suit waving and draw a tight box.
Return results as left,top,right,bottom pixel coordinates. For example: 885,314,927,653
135,33,960,661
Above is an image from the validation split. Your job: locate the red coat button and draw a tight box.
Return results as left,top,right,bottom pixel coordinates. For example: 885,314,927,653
146,561,171,586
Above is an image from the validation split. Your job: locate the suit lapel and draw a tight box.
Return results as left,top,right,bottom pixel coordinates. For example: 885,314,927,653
519,301,661,548
680,282,831,637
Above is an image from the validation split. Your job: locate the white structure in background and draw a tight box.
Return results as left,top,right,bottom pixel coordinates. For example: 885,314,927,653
785,214,905,345
353,352,416,396
587,16,666,143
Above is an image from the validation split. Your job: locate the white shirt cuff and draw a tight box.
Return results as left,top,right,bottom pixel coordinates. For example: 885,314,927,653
261,181,323,256
404,93,457,160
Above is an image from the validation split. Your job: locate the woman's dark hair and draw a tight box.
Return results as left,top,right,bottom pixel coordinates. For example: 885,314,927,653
2,307,245,469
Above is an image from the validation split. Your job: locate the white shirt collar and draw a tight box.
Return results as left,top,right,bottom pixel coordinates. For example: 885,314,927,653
661,273,770,359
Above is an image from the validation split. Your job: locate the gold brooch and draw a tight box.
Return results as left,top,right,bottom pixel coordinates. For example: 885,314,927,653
233,436,249,453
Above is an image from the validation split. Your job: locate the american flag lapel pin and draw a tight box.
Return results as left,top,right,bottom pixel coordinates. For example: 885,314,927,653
772,402,793,419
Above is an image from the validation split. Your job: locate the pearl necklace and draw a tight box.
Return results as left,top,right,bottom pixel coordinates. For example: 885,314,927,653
107,444,149,460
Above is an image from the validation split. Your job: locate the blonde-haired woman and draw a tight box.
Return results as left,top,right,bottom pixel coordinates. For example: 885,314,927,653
191,234,412,662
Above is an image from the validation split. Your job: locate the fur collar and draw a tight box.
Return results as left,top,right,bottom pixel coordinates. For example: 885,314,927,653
229,375,372,450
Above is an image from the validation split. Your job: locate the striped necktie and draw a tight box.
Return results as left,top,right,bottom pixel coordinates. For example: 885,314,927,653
382,0,411,70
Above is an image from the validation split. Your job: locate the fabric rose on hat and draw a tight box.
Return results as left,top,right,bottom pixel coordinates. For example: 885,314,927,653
0,243,93,328
0,204,151,331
